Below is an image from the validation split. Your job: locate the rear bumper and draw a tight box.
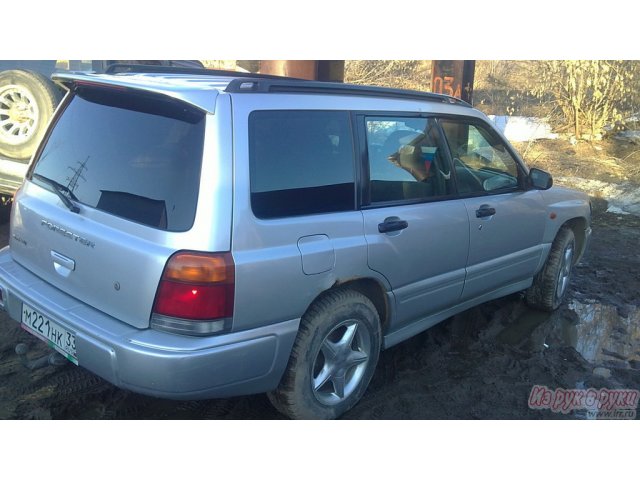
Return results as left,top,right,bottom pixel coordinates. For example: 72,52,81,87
0,247,299,399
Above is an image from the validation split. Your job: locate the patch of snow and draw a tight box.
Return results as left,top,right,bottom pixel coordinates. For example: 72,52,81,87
606,205,630,215
555,177,640,216
625,113,640,123
488,116,558,142
615,130,640,143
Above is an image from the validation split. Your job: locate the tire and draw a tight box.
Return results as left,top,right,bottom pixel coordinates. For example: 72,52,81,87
268,289,381,419
526,227,576,311
0,200,11,224
0,69,62,160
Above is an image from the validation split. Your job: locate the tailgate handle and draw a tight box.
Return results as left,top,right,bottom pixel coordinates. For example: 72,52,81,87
51,251,75,272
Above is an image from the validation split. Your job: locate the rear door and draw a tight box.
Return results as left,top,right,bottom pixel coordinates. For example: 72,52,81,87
10,84,208,328
439,118,546,300
230,108,366,332
359,115,469,331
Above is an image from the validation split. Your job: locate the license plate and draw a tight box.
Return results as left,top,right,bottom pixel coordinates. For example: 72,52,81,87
21,303,78,365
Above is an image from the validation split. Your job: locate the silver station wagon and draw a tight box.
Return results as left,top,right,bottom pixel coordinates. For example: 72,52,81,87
0,65,591,419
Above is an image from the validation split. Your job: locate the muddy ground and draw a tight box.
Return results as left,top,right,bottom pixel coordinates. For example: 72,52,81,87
1,138,639,420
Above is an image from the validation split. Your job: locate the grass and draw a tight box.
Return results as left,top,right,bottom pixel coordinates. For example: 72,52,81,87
513,136,640,185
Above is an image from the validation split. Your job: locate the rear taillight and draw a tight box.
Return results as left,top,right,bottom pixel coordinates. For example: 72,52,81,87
151,251,234,336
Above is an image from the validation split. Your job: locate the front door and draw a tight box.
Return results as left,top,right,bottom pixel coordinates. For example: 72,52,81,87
439,118,547,300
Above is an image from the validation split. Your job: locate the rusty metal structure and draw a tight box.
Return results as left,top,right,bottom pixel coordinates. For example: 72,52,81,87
258,60,345,82
256,60,476,104
431,60,476,105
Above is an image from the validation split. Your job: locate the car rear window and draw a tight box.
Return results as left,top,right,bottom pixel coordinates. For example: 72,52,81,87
31,86,205,231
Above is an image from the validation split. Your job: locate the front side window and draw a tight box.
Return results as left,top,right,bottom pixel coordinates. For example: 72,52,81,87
365,116,453,203
249,110,355,218
31,86,205,231
440,119,521,194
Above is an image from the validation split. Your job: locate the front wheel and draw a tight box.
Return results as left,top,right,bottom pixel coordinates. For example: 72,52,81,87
526,227,576,311
268,289,381,419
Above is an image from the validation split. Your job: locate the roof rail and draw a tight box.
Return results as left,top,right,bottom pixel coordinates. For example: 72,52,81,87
102,64,471,107
104,63,308,81
224,79,472,107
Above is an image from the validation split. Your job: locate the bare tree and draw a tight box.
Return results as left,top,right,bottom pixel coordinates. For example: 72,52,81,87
344,61,431,91
531,61,639,139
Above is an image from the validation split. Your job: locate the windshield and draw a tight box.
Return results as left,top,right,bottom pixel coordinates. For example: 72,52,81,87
31,86,205,231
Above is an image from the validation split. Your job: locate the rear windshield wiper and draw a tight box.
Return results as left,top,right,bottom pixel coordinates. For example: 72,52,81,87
32,174,80,214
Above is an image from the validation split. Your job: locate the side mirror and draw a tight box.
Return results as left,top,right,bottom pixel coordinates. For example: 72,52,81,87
529,168,553,190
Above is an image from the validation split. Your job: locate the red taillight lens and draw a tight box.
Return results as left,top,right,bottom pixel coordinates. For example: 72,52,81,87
152,251,234,321
154,282,233,320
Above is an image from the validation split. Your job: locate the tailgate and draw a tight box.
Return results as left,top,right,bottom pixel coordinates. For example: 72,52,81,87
9,84,207,328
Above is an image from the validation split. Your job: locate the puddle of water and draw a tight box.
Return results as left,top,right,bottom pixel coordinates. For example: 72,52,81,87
498,300,640,370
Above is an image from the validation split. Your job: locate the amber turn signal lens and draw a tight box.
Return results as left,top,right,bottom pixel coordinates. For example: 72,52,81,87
163,252,234,284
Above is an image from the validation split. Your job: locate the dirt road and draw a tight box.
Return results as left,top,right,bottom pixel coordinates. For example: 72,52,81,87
1,200,638,419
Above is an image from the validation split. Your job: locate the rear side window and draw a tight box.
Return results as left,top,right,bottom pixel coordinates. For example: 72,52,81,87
31,87,205,231
249,110,355,218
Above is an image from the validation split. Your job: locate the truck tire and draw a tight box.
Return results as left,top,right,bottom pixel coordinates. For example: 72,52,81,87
0,69,62,160
526,227,576,311
268,289,381,419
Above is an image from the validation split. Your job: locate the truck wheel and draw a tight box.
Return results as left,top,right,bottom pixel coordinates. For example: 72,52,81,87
0,70,62,160
526,227,576,311
268,289,381,419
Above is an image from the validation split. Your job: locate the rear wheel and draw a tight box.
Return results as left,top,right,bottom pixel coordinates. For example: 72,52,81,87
268,289,381,419
0,70,62,160
526,227,576,311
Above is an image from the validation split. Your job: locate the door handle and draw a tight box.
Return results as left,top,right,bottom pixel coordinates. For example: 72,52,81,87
378,218,409,233
476,205,496,218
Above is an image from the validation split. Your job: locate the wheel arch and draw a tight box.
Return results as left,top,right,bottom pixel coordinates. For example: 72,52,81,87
302,277,391,336
561,216,589,264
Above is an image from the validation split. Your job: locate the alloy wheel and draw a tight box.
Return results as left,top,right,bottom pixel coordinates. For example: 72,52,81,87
555,242,574,302
311,319,372,406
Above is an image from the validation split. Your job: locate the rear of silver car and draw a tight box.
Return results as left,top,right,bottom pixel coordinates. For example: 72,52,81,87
0,73,298,398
